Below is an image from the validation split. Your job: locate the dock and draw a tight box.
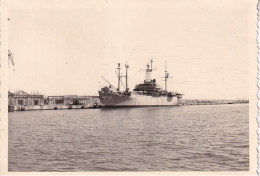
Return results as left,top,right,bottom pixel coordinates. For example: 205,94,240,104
179,99,249,106
8,90,101,112
8,90,248,112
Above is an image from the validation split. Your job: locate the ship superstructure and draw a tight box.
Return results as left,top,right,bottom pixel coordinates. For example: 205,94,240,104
99,60,183,107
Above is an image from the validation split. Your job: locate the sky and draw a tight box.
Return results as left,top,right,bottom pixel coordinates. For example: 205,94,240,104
8,1,249,99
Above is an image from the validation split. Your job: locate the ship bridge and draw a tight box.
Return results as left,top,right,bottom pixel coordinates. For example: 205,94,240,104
134,80,162,93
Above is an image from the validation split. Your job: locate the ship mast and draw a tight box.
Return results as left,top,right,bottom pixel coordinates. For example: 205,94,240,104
125,63,129,92
164,61,170,91
141,59,154,83
117,63,121,92
150,59,153,70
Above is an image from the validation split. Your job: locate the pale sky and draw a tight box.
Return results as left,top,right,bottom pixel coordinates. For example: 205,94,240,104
8,1,248,99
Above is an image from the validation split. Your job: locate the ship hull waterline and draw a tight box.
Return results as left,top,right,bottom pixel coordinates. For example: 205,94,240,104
99,91,181,108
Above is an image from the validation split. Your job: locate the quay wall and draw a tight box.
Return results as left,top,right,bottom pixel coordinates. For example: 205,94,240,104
179,99,249,106
13,104,100,111
9,99,249,112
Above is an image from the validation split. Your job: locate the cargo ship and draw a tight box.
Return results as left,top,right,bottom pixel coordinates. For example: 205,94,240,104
98,59,183,107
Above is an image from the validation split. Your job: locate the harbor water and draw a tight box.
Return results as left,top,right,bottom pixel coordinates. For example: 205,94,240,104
8,104,249,171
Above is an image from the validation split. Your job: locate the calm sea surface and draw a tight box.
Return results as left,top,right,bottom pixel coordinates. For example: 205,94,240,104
9,104,249,171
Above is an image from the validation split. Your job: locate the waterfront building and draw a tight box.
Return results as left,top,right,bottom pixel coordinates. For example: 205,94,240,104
64,95,79,105
8,90,44,106
46,95,99,106
78,96,99,105
8,90,102,111
46,96,64,105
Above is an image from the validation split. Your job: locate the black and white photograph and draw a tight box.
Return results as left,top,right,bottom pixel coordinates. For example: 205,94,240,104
0,0,258,175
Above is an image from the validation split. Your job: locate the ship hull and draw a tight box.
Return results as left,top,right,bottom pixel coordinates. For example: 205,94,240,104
99,92,180,107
